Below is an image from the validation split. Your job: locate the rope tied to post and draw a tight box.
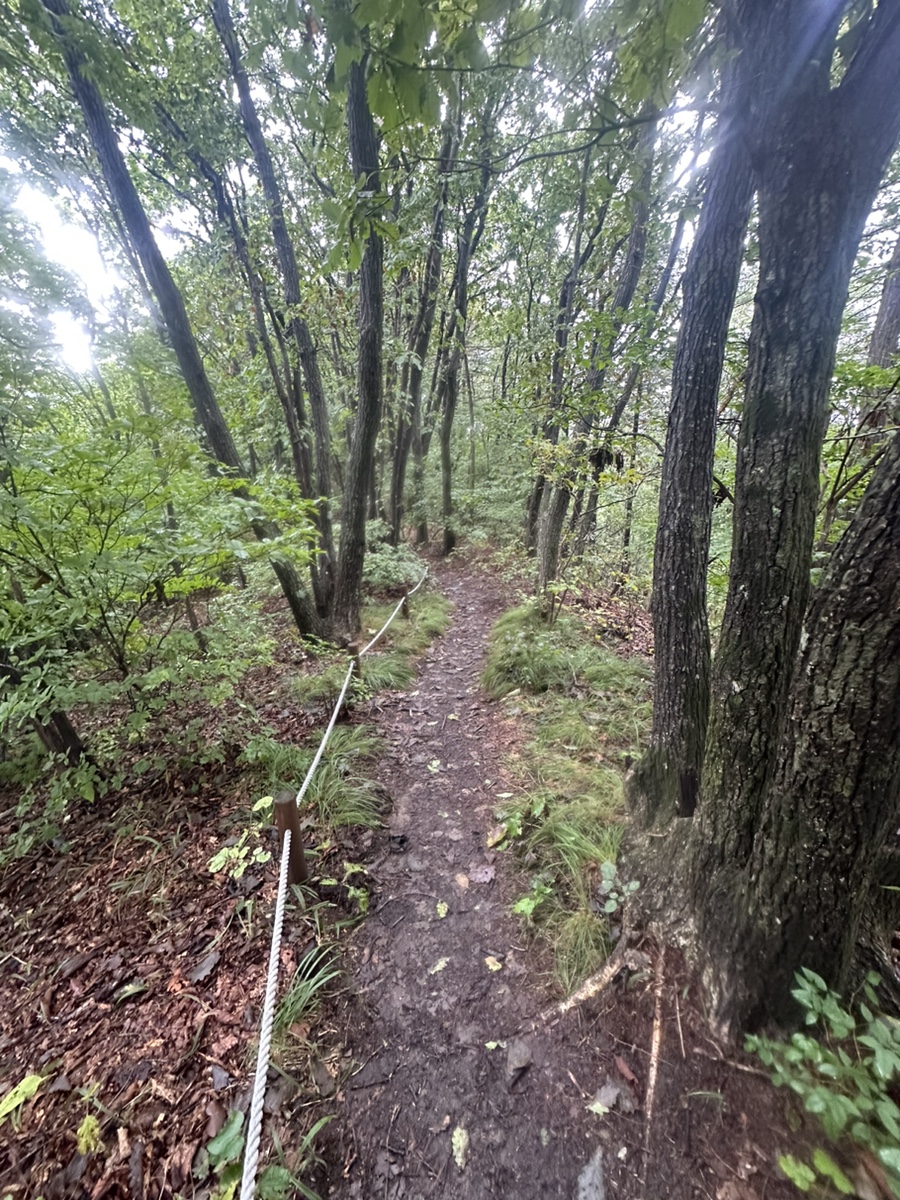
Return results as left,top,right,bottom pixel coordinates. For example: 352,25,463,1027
240,568,428,1199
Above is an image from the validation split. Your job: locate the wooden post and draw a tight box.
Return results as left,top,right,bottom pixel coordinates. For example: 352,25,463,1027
340,642,360,721
273,789,307,884
401,590,410,619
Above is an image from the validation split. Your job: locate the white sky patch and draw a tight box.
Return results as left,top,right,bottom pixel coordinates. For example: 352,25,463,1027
51,310,94,373
14,183,119,308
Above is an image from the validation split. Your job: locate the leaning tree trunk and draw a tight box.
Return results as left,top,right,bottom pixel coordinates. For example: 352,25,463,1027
42,0,323,638
333,57,383,637
695,7,900,879
697,427,900,1035
212,0,335,616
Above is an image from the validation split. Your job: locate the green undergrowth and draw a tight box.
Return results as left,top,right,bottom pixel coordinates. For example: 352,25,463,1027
291,590,451,709
748,968,900,1198
482,601,651,992
242,723,385,832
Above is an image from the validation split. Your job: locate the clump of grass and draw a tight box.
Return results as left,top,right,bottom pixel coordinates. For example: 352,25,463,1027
526,798,622,901
359,652,415,694
242,724,384,830
361,591,452,658
486,599,648,993
273,946,341,1040
552,907,611,993
482,603,574,696
292,657,351,707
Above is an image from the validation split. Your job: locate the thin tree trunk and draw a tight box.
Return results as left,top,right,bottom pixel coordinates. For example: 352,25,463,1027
333,57,383,636
212,0,335,612
440,120,493,556
538,125,654,591
389,123,455,544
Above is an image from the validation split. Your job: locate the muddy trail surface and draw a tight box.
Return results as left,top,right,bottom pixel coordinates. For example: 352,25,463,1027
327,561,610,1199
323,560,797,1200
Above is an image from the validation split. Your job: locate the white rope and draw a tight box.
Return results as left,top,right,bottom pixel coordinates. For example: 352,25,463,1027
240,566,428,1196
359,569,428,656
295,661,355,807
239,827,292,1200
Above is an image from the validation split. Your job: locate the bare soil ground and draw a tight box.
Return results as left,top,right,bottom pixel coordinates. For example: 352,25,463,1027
0,553,799,1200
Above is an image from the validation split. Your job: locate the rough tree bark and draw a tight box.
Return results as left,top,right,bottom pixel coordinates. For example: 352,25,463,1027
695,0,900,878
700,427,900,1033
333,56,383,636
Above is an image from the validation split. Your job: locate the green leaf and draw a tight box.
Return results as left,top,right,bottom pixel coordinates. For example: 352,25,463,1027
811,1149,854,1195
207,1110,244,1169
778,1154,815,1191
0,1074,46,1124
258,1165,295,1200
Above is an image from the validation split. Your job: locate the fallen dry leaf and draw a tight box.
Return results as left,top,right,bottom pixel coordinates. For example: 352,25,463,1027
614,1054,637,1084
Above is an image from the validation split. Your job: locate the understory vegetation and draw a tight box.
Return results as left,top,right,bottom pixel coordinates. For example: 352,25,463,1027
482,600,652,991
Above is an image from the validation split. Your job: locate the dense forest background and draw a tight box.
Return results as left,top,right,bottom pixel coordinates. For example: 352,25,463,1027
2,0,900,1047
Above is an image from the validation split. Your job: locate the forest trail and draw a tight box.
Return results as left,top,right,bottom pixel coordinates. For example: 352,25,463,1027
327,561,613,1199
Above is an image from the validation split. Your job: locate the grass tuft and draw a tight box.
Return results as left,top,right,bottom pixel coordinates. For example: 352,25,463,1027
273,946,341,1040
552,907,611,993
485,598,648,993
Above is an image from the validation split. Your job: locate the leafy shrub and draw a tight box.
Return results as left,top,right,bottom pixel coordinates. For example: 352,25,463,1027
362,520,423,590
747,968,900,1197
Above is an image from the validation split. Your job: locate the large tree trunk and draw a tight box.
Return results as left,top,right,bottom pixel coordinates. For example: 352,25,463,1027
333,57,383,636
695,4,900,876
43,0,323,639
698,427,900,1034
639,15,760,826
212,0,335,616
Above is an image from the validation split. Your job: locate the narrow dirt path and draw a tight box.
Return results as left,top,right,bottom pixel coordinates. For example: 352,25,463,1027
327,563,609,1199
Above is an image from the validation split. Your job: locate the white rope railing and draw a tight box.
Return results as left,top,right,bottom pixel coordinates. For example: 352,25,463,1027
239,827,292,1200
240,569,428,1198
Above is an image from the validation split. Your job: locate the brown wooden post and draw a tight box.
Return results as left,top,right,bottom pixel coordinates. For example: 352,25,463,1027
401,590,410,619
340,642,360,722
273,789,307,884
